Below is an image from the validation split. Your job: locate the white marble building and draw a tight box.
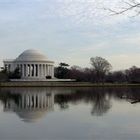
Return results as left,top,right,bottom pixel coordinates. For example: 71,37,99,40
3,49,54,80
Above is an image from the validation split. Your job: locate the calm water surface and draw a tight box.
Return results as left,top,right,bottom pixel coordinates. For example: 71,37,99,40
0,87,140,140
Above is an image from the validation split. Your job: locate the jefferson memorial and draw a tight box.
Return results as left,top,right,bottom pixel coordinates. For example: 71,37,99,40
3,49,54,81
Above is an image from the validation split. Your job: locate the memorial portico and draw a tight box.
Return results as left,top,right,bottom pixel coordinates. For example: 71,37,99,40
3,49,54,80
17,63,54,79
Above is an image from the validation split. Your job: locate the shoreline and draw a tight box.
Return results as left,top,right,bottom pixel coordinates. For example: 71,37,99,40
0,81,140,87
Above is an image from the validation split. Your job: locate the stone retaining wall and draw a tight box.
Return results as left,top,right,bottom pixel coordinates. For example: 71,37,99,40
0,81,140,87
0,81,92,87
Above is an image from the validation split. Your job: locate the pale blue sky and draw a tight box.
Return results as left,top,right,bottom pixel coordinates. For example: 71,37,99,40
0,0,140,70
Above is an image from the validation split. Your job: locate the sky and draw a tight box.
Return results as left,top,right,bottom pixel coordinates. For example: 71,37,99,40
0,0,140,70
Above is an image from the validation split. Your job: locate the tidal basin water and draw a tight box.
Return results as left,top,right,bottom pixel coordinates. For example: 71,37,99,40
0,87,140,140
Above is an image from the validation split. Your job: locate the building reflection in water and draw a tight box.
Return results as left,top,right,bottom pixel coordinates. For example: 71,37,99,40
1,88,55,122
0,87,140,123
0,87,75,123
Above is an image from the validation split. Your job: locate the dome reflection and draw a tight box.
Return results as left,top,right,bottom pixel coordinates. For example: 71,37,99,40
2,88,54,122
0,87,140,123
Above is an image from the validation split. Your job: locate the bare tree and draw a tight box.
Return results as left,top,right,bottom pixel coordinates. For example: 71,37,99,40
107,0,140,16
125,66,140,83
90,56,112,83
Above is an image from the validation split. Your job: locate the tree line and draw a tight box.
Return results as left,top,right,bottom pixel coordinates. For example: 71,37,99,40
55,56,140,83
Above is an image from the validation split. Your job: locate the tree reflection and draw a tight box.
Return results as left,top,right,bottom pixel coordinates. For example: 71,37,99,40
91,91,111,116
55,94,69,110
54,87,140,116
0,87,140,122
55,88,112,116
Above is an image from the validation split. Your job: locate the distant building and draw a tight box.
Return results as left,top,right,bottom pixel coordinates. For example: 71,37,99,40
3,49,54,80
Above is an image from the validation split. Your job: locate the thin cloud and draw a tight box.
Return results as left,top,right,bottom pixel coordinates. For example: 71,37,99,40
0,0,140,70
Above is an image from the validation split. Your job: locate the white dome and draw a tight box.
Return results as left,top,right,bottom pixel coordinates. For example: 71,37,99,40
15,49,48,62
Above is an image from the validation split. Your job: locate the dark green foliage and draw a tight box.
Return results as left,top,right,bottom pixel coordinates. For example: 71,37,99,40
8,67,21,79
0,67,21,81
0,70,9,81
55,62,70,79
59,63,69,67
